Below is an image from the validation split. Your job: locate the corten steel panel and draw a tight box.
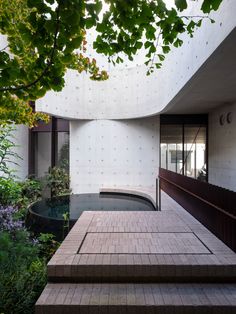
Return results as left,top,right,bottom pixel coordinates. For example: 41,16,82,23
159,168,236,252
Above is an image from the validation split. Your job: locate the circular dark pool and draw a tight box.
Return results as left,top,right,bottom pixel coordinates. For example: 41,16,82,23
26,193,155,239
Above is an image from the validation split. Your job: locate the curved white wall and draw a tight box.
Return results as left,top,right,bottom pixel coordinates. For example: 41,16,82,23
70,116,159,194
37,0,236,119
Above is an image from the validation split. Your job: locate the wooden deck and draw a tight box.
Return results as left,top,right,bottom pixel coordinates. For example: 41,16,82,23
36,192,236,313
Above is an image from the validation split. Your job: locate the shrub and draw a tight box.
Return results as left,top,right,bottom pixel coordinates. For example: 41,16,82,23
0,230,47,314
0,200,60,313
37,233,60,261
0,177,22,206
46,166,70,198
0,205,23,232
0,126,64,313
20,177,42,203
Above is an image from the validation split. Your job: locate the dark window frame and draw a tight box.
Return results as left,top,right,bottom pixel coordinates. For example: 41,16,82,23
28,116,69,176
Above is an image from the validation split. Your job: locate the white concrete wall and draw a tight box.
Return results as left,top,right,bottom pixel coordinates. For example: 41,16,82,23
11,125,29,180
70,116,159,194
37,0,236,119
208,102,236,191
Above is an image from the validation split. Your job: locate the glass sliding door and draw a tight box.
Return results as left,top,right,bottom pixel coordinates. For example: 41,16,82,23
161,125,183,173
29,118,70,178
160,115,208,181
184,125,207,180
196,127,207,181
34,132,52,178
184,126,198,178
56,132,70,173
160,143,167,169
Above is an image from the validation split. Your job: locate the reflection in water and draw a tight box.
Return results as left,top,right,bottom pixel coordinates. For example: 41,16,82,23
31,193,155,221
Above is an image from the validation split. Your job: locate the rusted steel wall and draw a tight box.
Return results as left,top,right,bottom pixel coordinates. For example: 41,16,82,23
159,168,236,252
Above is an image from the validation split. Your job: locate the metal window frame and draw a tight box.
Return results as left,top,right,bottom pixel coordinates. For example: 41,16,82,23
160,114,208,181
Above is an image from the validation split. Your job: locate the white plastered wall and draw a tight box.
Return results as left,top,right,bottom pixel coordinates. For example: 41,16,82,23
208,102,236,191
70,116,159,194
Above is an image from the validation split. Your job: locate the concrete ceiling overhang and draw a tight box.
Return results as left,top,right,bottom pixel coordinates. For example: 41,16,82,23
36,0,236,120
163,27,236,114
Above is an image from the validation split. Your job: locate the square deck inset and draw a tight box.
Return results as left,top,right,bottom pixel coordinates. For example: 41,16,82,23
78,232,211,254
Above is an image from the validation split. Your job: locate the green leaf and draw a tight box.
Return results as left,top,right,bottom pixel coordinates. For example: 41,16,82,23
162,45,170,54
187,20,196,36
45,0,55,4
155,63,162,69
135,41,143,49
197,19,203,27
175,0,187,12
144,41,152,49
86,17,96,29
149,44,156,54
201,0,223,13
94,0,103,15
44,20,55,33
146,25,156,40
70,37,83,48
173,38,183,48
27,0,41,8
61,54,73,64
158,54,165,61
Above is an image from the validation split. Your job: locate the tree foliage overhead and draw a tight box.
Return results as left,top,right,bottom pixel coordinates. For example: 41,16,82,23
0,0,223,126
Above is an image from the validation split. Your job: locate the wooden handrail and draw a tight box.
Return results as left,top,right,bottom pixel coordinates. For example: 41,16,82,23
159,175,236,220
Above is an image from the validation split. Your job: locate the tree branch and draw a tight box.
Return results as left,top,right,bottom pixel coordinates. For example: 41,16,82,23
180,15,210,20
148,29,162,72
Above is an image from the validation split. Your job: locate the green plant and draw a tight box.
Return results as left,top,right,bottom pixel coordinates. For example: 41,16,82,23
38,233,60,261
0,206,59,314
62,212,70,240
0,176,43,219
46,166,71,198
0,124,21,179
0,230,47,314
0,177,22,206
0,125,29,208
58,140,69,173
20,177,42,203
0,164,60,313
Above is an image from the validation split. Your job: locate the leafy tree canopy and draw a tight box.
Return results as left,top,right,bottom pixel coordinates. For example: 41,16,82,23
0,0,223,126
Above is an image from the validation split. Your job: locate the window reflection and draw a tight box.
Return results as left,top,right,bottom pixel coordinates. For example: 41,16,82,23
30,118,70,178
56,132,69,173
184,126,206,180
161,123,207,181
161,125,183,173
34,132,51,178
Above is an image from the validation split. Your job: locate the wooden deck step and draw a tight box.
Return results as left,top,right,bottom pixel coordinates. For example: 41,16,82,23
35,283,236,314
47,253,236,283
36,211,236,312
